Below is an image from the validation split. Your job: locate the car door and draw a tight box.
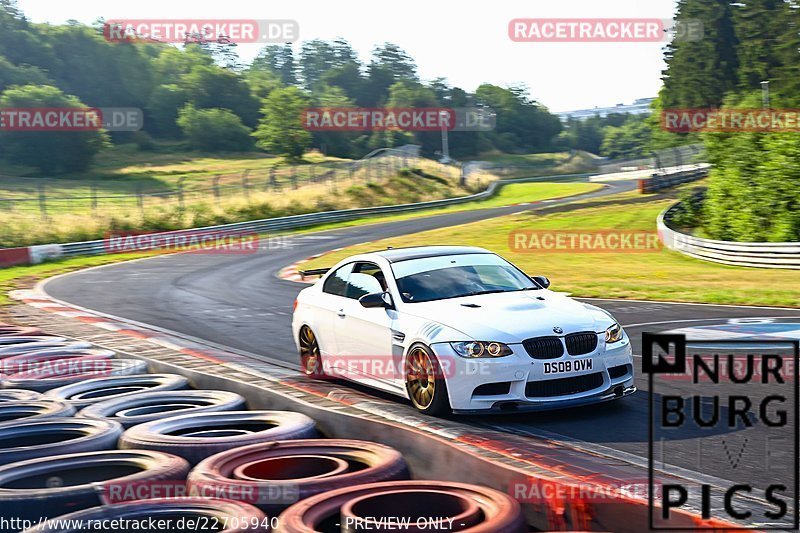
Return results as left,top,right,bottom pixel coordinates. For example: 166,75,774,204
314,262,354,361
336,262,401,389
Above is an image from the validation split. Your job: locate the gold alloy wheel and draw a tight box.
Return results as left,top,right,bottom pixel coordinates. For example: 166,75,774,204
406,346,436,409
299,326,321,376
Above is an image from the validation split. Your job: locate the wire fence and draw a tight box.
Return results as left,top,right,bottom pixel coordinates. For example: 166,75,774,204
0,149,459,221
597,144,705,175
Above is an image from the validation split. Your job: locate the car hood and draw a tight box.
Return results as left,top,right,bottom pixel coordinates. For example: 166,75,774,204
399,290,615,344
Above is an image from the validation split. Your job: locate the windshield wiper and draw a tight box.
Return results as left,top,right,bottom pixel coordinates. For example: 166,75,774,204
466,289,508,296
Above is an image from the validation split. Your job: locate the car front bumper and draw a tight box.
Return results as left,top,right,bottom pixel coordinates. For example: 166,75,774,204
430,335,636,413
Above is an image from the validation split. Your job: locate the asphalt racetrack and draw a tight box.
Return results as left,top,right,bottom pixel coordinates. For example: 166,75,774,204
46,178,800,497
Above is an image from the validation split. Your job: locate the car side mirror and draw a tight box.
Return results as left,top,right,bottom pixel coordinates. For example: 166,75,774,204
360,291,393,309
531,275,550,289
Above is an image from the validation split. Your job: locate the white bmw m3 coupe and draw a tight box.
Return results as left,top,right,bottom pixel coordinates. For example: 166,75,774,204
291,246,635,415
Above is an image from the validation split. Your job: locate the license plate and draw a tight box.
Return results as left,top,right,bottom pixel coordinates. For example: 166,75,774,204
542,359,593,375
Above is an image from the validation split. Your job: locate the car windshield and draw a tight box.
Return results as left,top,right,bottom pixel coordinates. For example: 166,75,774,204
391,253,537,303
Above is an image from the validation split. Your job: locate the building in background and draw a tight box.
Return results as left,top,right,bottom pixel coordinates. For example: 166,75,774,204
556,97,655,121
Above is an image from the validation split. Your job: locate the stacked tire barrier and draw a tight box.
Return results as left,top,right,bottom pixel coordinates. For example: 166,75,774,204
0,322,529,533
638,166,708,193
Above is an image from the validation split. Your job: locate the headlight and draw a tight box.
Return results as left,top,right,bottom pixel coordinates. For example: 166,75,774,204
450,341,513,358
605,323,623,344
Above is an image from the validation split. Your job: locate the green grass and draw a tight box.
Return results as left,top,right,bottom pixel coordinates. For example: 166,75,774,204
303,190,800,307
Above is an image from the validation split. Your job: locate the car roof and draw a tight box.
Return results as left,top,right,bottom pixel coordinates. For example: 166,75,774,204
367,245,492,263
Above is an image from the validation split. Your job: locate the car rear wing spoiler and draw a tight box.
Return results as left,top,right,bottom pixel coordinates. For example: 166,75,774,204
298,267,330,280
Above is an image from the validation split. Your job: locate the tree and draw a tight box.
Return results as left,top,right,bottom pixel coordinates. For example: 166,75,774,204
371,43,417,81
702,92,800,241
299,38,357,90
320,61,366,104
661,0,738,108
310,84,358,158
252,86,311,160
362,43,418,106
772,1,800,103
0,1,57,69
475,84,562,153
0,84,108,173
252,44,297,85
386,80,436,154
152,46,214,85
34,24,158,109
557,116,605,154
146,84,190,138
242,67,283,101
600,116,652,159
180,65,260,127
176,104,253,152
733,0,789,92
0,56,50,92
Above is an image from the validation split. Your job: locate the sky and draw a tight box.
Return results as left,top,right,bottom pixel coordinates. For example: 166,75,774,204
16,0,678,112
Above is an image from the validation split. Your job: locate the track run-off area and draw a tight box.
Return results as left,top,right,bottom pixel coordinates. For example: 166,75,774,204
44,175,800,497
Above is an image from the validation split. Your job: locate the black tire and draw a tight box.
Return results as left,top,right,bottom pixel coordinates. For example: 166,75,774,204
1,348,115,372
0,339,88,358
79,390,247,428
120,411,318,465
0,450,189,524
2,359,148,392
0,417,122,465
0,349,115,385
0,400,75,426
43,374,189,409
22,498,270,533
189,439,409,515
404,343,452,416
298,326,325,378
0,389,41,402
0,325,42,337
0,336,64,346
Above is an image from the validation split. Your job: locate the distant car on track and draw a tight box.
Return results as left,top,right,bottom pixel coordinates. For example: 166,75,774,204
292,246,635,415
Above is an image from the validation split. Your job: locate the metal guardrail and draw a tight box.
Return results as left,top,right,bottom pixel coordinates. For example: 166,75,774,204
658,203,800,269
54,173,594,259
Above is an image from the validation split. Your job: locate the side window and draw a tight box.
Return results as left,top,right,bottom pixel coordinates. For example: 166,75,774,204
322,264,353,297
345,262,386,299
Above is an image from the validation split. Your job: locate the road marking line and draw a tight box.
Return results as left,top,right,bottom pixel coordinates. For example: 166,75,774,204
583,297,800,312
624,316,800,328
